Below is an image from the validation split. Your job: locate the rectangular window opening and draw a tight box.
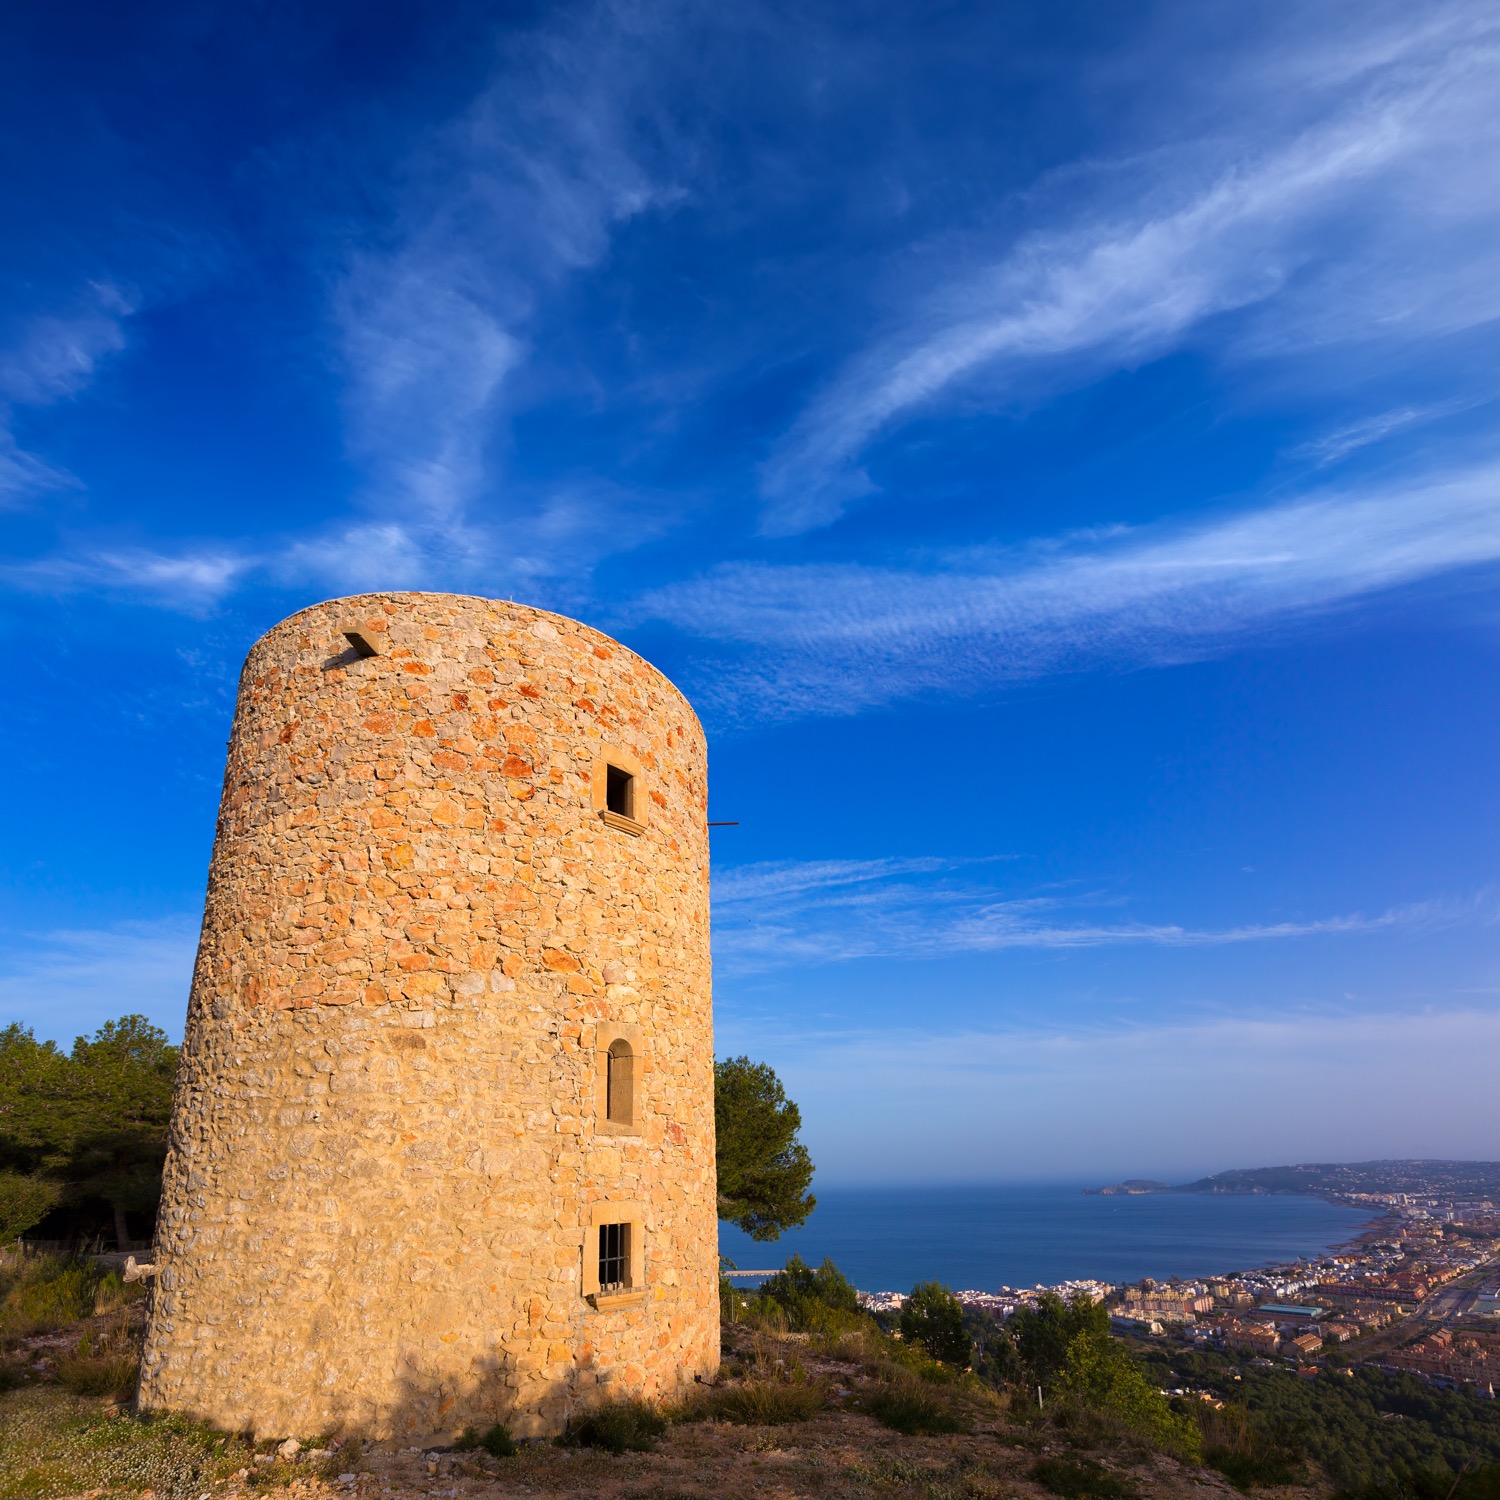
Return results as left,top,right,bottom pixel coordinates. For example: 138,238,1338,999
606,764,635,818
598,1222,631,1295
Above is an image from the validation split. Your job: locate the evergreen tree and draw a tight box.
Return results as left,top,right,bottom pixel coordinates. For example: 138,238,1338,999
714,1056,815,1240
900,1280,972,1366
1010,1290,1110,1390
0,1015,178,1246
756,1254,864,1331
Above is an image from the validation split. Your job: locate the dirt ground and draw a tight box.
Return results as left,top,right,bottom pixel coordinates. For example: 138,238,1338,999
273,1415,1249,1500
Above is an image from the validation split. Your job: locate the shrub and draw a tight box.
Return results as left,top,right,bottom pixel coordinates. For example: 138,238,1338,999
818,1327,878,1364
1333,1467,1500,1500
684,1380,826,1425
870,1337,961,1385
1207,1445,1305,1492
456,1422,517,1457
851,1456,933,1486
561,1397,667,1454
1200,1403,1303,1491
967,1304,1023,1388
1055,1332,1200,1461
91,1271,142,1317
55,1350,140,1400
900,1281,972,1367
0,1173,62,1245
1011,1293,1110,1391
862,1379,971,1436
741,1295,790,1335
0,1255,104,1345
1029,1456,1136,1498
720,1272,750,1327
754,1255,869,1335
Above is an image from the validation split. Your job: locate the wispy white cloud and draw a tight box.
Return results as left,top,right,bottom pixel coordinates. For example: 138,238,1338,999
333,3,680,552
0,289,132,405
0,432,77,506
713,856,961,907
1289,400,1483,467
711,856,1481,975
762,6,1500,531
3,545,256,611
3,472,685,611
273,477,687,597
0,918,196,1042
643,460,1500,719
0,284,134,507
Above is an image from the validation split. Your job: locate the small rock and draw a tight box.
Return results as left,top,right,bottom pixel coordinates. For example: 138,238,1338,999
336,1475,358,1486
278,1438,301,1460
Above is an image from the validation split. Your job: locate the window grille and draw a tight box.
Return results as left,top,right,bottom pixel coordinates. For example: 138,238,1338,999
598,1222,630,1295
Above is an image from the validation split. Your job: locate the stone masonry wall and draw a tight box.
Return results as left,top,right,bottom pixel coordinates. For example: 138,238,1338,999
138,593,718,1440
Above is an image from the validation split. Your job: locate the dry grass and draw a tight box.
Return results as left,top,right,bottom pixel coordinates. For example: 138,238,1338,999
1,1256,103,1348
1029,1455,1138,1497
562,1396,669,1454
679,1378,828,1425
860,1378,973,1436
53,1348,139,1400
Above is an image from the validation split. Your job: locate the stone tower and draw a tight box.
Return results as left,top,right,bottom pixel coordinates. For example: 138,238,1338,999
139,593,718,1440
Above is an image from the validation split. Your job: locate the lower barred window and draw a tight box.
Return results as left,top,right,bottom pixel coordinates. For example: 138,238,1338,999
599,1222,631,1294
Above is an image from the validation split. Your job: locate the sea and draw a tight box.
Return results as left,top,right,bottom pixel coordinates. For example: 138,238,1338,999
716,1184,1379,1293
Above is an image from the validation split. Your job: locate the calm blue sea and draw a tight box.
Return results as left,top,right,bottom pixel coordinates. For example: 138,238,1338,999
717,1184,1377,1293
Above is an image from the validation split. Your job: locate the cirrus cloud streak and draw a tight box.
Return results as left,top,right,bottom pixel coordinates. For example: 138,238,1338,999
711,856,1487,977
643,460,1500,720
762,4,1500,531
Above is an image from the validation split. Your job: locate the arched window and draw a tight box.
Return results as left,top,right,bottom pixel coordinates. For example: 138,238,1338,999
606,1039,634,1126
596,1025,642,1134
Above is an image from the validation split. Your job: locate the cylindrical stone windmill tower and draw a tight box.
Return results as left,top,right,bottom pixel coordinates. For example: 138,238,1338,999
138,593,718,1440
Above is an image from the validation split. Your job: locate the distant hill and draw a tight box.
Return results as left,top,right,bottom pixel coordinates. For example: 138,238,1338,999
1176,1160,1500,1198
1086,1160,1500,1199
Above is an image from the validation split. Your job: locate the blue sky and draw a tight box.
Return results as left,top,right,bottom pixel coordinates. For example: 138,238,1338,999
3,0,1499,1184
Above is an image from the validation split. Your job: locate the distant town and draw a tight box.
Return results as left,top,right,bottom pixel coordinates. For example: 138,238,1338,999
860,1160,1500,1397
